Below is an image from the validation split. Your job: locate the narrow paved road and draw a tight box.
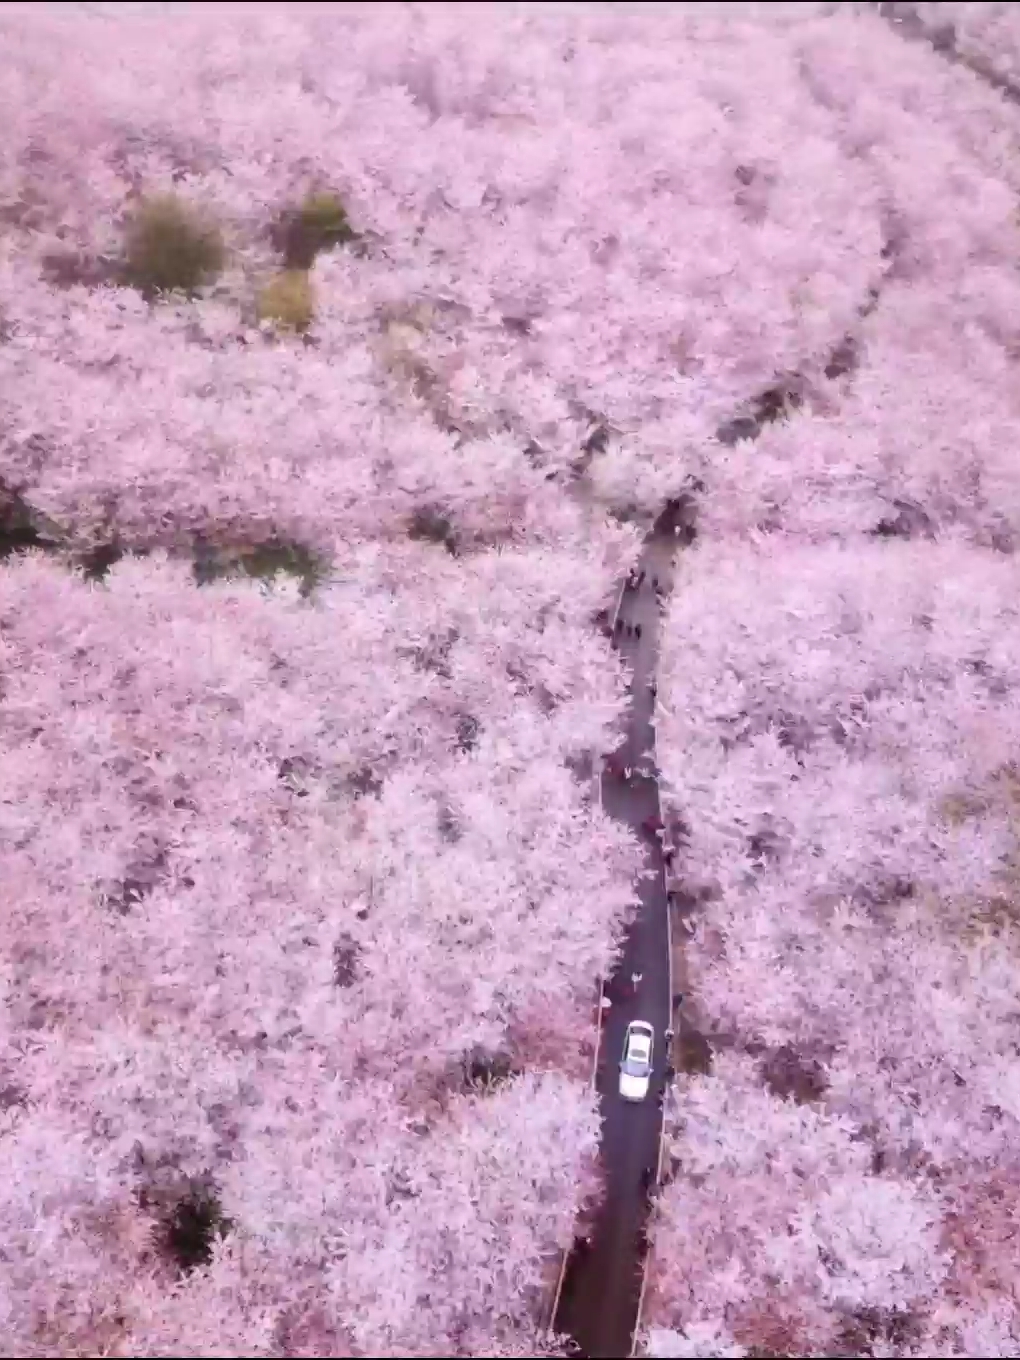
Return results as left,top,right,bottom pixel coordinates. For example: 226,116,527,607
553,503,687,1359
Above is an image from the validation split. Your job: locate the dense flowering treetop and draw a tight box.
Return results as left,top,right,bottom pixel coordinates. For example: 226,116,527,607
888,3,1020,92
5,0,1020,1355
641,20,1020,1357
0,542,638,1356
1,3,738,1350
23,0,1019,558
0,0,896,545
643,4,1020,1346
650,538,1020,1357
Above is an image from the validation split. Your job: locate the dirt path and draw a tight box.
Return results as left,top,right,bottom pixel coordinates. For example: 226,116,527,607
553,506,688,1359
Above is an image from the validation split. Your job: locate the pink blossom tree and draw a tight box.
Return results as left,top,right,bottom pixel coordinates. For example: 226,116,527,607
699,3,1020,550
0,1,890,548
0,542,639,1354
645,8,1020,1344
650,538,1020,1356
6,1,1020,1354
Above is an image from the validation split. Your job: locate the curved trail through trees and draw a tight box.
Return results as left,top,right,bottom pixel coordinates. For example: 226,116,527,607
550,241,897,1353
553,501,689,1359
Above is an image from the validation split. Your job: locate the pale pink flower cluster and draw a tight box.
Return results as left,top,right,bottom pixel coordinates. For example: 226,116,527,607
654,541,1020,1357
650,6,1020,1355
0,540,639,1354
4,0,1020,1353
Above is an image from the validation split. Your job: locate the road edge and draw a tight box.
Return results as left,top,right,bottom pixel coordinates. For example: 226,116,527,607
542,571,630,1342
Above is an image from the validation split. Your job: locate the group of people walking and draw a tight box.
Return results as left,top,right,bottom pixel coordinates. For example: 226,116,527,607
602,555,685,1104
610,562,669,647
604,752,658,783
624,567,666,600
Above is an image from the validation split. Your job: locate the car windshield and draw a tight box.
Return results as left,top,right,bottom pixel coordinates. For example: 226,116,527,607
623,1036,651,1075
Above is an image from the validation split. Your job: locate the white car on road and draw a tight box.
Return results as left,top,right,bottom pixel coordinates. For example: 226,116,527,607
619,1020,654,1102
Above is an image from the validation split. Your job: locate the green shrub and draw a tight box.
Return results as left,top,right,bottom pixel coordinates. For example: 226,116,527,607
157,1180,233,1275
408,504,459,556
256,269,315,332
275,190,355,269
193,537,325,597
121,194,226,298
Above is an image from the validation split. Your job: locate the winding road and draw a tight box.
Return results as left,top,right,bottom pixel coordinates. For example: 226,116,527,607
549,20,971,1354
553,501,689,1359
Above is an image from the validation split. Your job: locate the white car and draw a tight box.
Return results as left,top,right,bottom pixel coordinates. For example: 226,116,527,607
619,1020,654,1102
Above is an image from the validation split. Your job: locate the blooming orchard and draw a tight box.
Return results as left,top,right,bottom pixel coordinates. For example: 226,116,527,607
651,541,1020,1357
0,0,888,550
0,539,645,1355
4,0,1020,1355
646,4,1020,1357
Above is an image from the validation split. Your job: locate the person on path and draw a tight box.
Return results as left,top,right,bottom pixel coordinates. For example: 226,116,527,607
634,622,642,640
631,970,642,988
